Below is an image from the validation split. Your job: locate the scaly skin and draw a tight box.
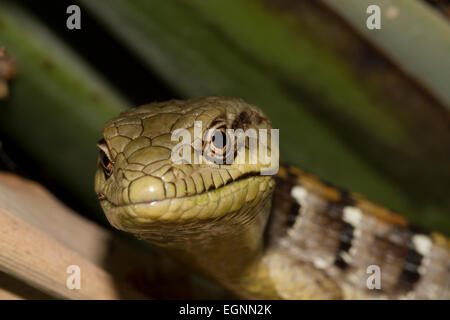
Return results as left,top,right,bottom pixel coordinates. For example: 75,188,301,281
95,97,450,299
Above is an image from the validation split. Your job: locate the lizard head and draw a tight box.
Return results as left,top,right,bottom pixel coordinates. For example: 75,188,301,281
95,96,278,245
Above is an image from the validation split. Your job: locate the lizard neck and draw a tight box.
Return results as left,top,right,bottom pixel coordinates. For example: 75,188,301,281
162,188,280,299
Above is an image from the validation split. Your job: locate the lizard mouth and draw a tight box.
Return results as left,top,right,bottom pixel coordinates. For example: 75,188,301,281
99,175,273,228
99,170,262,206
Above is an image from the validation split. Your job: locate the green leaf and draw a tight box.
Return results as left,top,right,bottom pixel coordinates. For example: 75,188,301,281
0,2,127,214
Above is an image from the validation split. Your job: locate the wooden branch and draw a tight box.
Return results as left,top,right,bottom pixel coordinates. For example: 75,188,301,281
0,271,53,300
0,172,230,300
0,206,129,299
0,172,148,299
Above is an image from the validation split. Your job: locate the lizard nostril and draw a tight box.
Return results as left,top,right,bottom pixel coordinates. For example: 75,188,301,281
97,193,106,201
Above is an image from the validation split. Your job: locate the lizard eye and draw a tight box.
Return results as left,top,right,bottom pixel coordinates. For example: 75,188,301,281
100,150,113,178
211,127,228,153
97,139,113,179
203,122,235,164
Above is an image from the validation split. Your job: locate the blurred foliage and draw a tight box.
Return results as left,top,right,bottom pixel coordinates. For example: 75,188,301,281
0,2,127,217
0,0,449,234
324,0,450,109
